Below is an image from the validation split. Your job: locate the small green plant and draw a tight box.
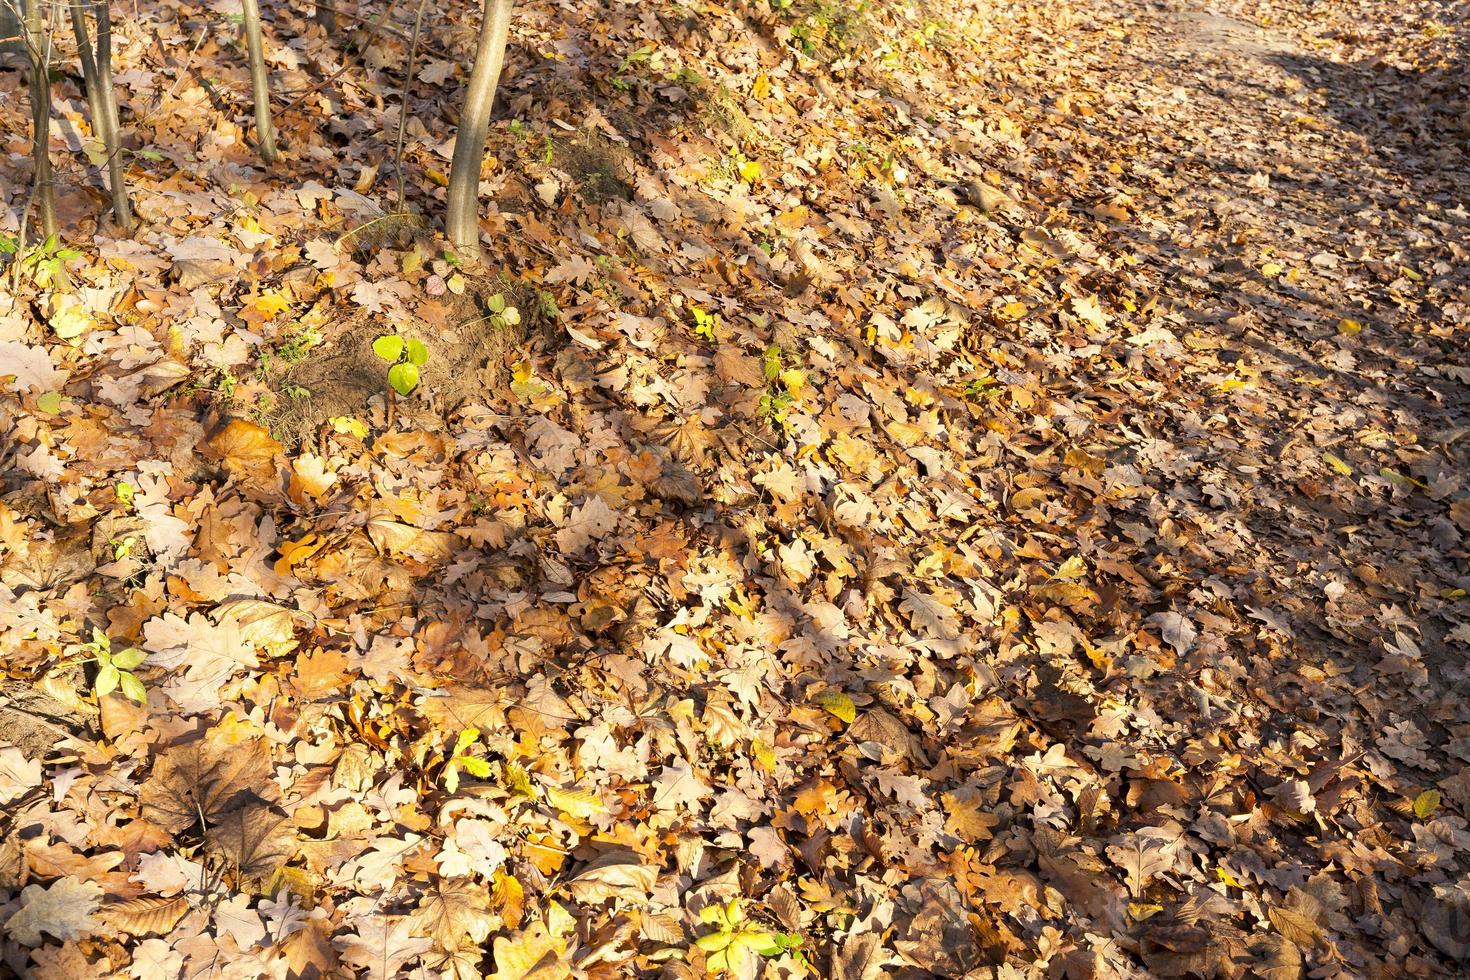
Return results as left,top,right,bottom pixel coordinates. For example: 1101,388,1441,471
692,899,796,975
6,234,82,289
964,375,1003,399
758,343,802,429
612,42,660,90
273,326,321,366
372,333,430,396
442,728,492,793
689,304,719,342
484,293,521,330
216,367,239,400
68,628,147,703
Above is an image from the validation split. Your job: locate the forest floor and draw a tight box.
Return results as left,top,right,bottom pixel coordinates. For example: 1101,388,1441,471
1,0,1468,976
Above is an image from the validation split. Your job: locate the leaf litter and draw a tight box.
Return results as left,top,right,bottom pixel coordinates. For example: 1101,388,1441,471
1,0,1468,976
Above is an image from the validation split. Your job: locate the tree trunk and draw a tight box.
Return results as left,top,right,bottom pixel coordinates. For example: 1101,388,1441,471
93,0,131,229
240,0,277,163
22,0,56,238
445,0,512,261
68,0,131,230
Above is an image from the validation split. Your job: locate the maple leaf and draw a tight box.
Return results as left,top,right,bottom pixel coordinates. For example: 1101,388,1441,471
205,801,295,883
410,877,498,950
140,740,276,834
3,876,102,946
198,419,284,487
337,915,434,980
282,918,339,979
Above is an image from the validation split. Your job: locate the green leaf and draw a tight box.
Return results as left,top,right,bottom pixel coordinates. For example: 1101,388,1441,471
95,663,120,697
119,671,147,703
487,293,506,314
35,391,63,414
387,362,420,395
372,335,404,363
112,647,147,670
405,338,430,366
738,932,780,955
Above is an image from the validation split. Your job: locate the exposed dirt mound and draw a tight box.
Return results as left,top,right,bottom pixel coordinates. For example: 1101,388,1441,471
261,275,541,446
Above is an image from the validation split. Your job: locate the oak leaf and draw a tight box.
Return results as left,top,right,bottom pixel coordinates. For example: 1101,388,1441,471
3,876,102,946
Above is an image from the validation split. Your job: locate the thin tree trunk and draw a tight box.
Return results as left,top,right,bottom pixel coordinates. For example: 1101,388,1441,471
94,1,130,228
445,0,512,261
240,0,277,163
68,0,131,230
68,1,104,127
392,0,429,212
23,0,57,238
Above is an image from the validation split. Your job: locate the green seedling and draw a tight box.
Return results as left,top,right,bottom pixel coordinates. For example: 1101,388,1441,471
690,304,718,342
372,333,430,396
692,899,794,975
67,628,147,703
6,233,82,289
442,728,492,793
484,293,521,330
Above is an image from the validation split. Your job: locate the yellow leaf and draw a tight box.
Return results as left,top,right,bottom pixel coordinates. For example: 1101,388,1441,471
737,159,762,184
1128,902,1163,922
1414,789,1441,819
1216,867,1242,888
1322,453,1352,476
274,533,328,575
426,169,450,187
1053,555,1087,580
492,871,525,928
816,691,856,724
779,368,806,397
487,921,569,980
49,304,91,341
998,301,1028,320
751,738,776,771
1261,262,1283,277
328,416,369,439
254,292,290,320
752,73,770,99
1337,318,1364,335
544,785,604,820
